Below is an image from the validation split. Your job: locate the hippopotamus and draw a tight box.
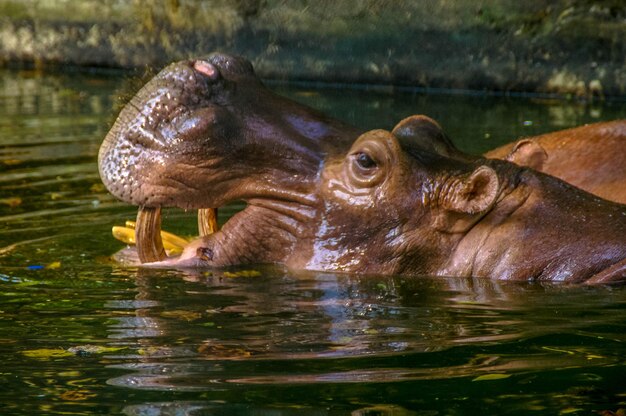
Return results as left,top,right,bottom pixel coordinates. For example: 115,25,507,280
485,121,626,203
98,53,626,283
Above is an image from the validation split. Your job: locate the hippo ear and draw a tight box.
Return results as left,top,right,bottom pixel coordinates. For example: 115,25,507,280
505,139,548,171
435,165,499,233
446,165,499,215
392,115,458,157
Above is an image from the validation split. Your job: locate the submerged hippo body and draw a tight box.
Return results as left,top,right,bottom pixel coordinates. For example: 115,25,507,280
99,53,626,283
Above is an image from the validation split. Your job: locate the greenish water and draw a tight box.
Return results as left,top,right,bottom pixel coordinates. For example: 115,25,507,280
1,69,626,415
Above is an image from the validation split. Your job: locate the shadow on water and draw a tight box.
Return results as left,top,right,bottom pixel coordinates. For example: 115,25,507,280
1,69,626,415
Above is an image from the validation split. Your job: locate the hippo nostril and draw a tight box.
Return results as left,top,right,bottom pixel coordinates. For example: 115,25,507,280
193,60,220,81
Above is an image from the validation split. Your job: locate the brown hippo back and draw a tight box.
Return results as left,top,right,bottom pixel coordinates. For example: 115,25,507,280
485,121,626,203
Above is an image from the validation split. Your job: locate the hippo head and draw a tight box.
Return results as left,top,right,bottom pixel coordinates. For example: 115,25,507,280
300,116,498,274
99,53,361,262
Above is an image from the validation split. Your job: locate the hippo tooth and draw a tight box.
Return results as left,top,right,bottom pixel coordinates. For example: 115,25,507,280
135,206,167,263
198,208,219,236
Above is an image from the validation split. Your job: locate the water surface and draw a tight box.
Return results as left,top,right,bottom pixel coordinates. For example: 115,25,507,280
1,69,626,415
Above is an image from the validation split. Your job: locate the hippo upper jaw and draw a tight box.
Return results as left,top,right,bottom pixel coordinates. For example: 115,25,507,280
99,53,345,210
98,53,323,209
98,56,251,209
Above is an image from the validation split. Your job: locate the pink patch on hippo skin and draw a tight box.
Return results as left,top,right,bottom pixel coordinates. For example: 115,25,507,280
193,60,219,80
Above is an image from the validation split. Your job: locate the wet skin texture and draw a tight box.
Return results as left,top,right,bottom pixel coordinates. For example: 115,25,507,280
99,53,626,283
99,54,361,210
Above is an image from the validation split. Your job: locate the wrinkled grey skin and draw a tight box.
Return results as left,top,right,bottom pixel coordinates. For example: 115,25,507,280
100,53,626,283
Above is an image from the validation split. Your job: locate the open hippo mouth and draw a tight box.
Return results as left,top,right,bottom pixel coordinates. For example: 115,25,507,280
99,53,361,264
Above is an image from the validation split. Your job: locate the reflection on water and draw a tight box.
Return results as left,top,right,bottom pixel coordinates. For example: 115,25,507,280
107,270,625,380
102,269,626,415
1,68,626,415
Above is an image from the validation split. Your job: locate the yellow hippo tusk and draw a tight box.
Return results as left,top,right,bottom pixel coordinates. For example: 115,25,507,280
198,208,219,236
112,207,218,261
112,214,190,258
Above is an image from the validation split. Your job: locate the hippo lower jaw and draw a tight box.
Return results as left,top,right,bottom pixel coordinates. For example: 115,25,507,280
127,167,320,266
134,194,318,269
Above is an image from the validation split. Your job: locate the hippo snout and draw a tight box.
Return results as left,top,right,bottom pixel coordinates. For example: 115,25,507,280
98,56,239,208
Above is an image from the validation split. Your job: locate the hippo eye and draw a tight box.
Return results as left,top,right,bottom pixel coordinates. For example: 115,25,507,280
347,141,387,188
355,152,377,170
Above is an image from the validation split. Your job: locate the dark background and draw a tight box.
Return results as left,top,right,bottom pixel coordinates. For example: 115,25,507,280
1,0,625,97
